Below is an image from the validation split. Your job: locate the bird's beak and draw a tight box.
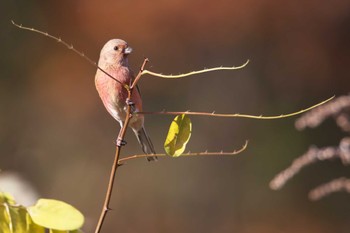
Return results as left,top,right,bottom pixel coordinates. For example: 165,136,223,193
123,47,133,55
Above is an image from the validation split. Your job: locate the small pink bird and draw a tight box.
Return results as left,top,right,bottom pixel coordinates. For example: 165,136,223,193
95,39,157,161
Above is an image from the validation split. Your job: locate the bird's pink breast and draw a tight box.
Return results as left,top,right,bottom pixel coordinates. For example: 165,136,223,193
95,66,130,122
95,65,144,130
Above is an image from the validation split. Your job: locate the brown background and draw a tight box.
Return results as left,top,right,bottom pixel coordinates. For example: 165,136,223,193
1,1,350,232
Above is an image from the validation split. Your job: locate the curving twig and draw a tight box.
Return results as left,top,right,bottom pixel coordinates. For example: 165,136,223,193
141,60,249,79
118,140,248,164
138,96,334,120
11,20,126,87
309,177,350,201
270,95,350,201
295,94,350,130
11,20,248,88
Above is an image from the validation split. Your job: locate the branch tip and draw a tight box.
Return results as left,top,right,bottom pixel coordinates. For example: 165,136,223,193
118,140,248,163
12,21,125,87
141,59,249,79
139,96,334,120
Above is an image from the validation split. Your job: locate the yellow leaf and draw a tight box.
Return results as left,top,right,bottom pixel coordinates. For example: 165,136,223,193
0,192,16,205
164,114,192,157
28,199,84,231
0,205,11,233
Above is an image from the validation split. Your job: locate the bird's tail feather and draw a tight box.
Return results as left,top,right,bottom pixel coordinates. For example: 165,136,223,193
135,127,157,161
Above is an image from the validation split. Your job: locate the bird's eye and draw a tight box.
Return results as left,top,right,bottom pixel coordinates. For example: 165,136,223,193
113,46,119,51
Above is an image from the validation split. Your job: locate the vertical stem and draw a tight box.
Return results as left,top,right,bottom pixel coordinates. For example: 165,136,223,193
94,104,132,233
94,146,121,233
94,58,149,233
131,58,149,89
95,101,132,233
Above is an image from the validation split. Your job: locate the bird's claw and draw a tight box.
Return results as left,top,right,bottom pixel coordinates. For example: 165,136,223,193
116,137,127,147
125,98,136,113
125,98,135,107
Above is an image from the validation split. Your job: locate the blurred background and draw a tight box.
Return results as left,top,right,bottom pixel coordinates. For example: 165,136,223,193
1,0,350,232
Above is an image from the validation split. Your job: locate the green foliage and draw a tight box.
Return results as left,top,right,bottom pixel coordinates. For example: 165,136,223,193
28,199,84,231
0,192,84,233
0,192,16,205
164,114,192,157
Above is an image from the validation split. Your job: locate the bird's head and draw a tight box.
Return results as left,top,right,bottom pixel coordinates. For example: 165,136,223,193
99,39,132,67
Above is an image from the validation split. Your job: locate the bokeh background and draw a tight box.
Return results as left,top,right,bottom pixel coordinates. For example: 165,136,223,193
1,1,350,232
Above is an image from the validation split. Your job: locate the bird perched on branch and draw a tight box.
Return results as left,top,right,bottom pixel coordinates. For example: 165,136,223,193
95,39,157,161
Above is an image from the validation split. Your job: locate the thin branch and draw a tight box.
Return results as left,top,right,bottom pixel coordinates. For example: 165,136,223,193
130,58,149,89
94,105,130,233
270,136,350,191
270,145,341,190
12,20,250,90
118,140,249,164
295,94,350,130
308,177,350,201
94,103,131,233
94,59,148,233
339,137,350,165
141,60,249,79
12,20,248,87
335,113,350,132
11,20,125,87
138,96,334,120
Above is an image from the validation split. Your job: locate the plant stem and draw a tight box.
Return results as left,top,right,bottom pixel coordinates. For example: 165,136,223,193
94,59,149,233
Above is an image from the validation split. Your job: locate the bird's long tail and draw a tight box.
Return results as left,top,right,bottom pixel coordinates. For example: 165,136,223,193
134,127,157,161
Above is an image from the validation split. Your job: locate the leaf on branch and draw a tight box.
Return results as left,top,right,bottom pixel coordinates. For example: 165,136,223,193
0,204,28,233
0,192,16,205
0,193,45,233
164,114,192,157
27,212,46,233
27,199,84,231
50,229,83,233
7,206,31,233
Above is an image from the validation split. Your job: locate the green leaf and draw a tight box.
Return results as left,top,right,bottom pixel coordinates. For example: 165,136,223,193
8,205,28,233
50,230,83,233
0,203,45,233
0,192,16,205
50,230,66,233
28,199,84,231
27,211,46,233
0,192,45,233
164,114,192,157
0,204,11,233
0,203,28,233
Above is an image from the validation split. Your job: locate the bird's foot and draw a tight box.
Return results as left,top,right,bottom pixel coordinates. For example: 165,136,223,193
125,98,135,107
125,98,136,113
116,137,127,147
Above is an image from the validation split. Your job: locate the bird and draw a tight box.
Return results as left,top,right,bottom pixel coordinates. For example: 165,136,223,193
95,39,157,161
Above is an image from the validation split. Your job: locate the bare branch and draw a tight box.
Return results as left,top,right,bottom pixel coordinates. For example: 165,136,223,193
335,113,350,133
270,137,350,191
295,94,350,130
141,60,249,79
11,20,125,87
309,177,350,201
94,59,149,233
271,94,350,201
270,145,340,190
118,140,248,164
139,96,334,120
130,58,149,89
338,137,350,165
